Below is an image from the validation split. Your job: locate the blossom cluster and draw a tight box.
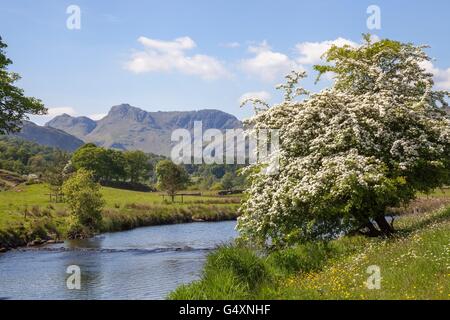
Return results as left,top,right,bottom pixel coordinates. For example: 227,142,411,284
238,38,450,246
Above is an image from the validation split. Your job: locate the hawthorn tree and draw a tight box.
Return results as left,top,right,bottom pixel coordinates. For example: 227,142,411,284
238,35,450,247
0,37,46,133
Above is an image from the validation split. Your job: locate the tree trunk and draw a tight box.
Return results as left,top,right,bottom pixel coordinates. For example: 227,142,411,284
375,215,395,236
360,220,382,237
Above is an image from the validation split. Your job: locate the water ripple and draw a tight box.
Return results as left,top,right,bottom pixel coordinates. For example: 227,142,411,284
13,246,213,254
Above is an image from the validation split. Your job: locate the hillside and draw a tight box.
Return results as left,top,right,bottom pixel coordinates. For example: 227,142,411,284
10,121,84,152
46,104,242,156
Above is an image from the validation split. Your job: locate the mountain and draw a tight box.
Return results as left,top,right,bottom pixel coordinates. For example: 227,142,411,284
10,121,84,152
46,113,97,138
46,104,242,156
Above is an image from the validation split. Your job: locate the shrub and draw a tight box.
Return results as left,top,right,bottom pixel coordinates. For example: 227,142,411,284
204,245,270,289
62,169,105,238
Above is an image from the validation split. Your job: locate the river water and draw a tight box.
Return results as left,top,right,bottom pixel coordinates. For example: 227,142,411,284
0,221,237,300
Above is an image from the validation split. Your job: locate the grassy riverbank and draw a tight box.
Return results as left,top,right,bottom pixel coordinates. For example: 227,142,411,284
0,184,240,250
169,190,450,300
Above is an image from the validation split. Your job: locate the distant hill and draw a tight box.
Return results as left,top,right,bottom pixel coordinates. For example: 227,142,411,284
46,114,97,138
10,121,84,152
46,104,242,156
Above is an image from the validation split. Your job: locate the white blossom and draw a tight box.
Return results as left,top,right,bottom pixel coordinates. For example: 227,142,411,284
238,37,450,246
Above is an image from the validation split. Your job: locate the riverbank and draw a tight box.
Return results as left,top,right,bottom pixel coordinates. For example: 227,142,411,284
169,191,450,300
0,184,241,251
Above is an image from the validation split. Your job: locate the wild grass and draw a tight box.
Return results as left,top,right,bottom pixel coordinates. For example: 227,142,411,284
169,205,450,300
170,246,270,300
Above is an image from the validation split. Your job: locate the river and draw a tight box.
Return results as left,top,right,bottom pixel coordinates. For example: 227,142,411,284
0,220,237,300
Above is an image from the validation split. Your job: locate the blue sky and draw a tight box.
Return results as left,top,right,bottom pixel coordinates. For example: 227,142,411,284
1,0,450,124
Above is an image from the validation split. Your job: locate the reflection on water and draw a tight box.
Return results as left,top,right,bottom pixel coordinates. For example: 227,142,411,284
0,221,237,300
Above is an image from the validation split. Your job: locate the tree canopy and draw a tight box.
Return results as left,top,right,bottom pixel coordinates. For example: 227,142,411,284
71,144,154,184
0,136,70,175
62,168,105,238
0,37,46,134
156,160,190,201
238,36,450,247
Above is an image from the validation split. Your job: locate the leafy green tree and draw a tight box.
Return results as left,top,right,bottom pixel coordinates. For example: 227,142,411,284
0,136,70,175
27,155,47,174
105,149,126,181
0,37,46,134
156,160,190,202
71,144,110,181
62,168,104,238
124,150,151,183
45,150,70,193
220,172,235,190
239,36,450,246
72,144,155,184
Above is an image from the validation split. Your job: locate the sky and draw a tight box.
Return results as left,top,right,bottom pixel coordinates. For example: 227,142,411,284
1,0,450,125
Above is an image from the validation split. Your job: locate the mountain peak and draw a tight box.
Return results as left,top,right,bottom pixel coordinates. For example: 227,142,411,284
107,104,157,125
46,104,242,156
109,103,138,112
46,113,97,138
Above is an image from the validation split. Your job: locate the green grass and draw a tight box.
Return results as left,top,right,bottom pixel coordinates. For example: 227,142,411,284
169,204,450,300
0,183,240,249
419,187,450,198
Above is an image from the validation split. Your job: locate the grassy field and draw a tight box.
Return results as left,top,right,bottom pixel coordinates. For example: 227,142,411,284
0,183,241,249
169,191,450,300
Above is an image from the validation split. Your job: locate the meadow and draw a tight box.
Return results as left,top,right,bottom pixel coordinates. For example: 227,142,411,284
0,183,240,250
169,189,450,300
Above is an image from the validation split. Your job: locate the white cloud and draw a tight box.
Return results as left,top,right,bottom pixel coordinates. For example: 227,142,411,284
238,91,271,105
420,60,450,90
221,42,240,48
88,113,107,121
247,40,272,54
295,38,358,65
240,41,302,82
47,107,77,117
125,36,230,80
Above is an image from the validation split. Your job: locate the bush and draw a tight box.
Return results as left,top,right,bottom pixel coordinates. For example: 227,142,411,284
62,169,105,237
204,245,270,289
169,245,270,300
66,222,92,239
